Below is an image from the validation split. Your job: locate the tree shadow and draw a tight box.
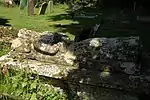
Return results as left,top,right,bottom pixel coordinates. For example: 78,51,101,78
48,5,138,39
0,17,11,26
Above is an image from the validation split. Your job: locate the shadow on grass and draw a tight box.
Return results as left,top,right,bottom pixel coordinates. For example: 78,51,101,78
47,6,139,38
0,17,11,26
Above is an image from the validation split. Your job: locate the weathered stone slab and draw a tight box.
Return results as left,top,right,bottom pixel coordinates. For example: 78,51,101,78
0,28,141,72
0,57,76,78
63,36,140,67
1,28,150,98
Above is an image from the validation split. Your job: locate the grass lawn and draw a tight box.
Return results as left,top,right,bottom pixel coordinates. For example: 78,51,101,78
0,4,139,39
0,4,75,38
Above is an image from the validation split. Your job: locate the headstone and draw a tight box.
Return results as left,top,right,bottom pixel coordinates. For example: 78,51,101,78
38,2,48,15
19,0,27,9
47,1,53,13
27,0,34,16
19,0,24,9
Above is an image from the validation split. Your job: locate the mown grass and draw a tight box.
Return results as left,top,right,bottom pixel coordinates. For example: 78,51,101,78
0,4,75,38
0,3,139,39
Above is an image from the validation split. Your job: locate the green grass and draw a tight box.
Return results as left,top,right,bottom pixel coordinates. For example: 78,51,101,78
0,4,75,38
0,68,68,100
0,4,138,39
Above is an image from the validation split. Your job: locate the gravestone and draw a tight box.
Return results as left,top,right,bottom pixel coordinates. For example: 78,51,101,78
19,0,27,9
47,1,53,13
19,0,24,9
27,0,34,16
38,2,48,15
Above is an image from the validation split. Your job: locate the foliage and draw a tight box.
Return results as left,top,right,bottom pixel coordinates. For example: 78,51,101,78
0,68,68,100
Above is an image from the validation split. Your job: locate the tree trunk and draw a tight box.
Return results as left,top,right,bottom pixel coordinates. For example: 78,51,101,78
27,0,34,16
